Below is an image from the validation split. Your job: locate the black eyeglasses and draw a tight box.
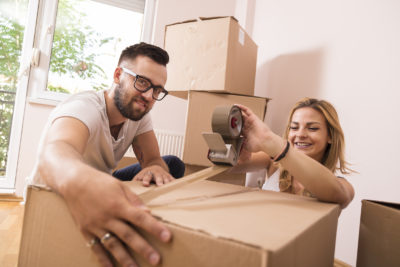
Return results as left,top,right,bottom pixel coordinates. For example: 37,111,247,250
121,67,168,101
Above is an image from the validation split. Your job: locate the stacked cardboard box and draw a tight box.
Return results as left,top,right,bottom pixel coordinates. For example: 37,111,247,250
356,199,400,267
164,16,257,95
164,17,268,184
19,180,340,267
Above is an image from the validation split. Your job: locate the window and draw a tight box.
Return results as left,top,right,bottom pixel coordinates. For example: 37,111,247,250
30,0,152,101
0,0,154,191
47,0,145,95
0,0,29,187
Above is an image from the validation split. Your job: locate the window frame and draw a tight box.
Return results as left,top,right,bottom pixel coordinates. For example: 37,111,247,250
0,0,39,192
0,0,155,192
28,0,155,104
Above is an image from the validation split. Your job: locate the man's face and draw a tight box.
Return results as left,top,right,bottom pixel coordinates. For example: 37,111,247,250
114,55,167,121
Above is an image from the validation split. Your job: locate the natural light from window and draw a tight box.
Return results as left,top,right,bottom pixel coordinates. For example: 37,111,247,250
47,0,144,94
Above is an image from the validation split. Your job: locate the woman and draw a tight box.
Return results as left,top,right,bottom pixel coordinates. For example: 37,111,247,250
234,98,354,209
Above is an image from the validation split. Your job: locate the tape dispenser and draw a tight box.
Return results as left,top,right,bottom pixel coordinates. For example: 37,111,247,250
202,105,244,166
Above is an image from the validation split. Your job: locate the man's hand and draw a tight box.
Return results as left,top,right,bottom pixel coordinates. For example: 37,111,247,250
62,173,172,267
133,165,175,186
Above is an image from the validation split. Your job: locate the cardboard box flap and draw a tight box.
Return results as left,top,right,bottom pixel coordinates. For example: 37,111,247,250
169,90,189,99
198,16,238,22
364,199,400,210
169,90,271,101
166,16,237,27
165,19,197,27
130,180,339,253
356,199,400,267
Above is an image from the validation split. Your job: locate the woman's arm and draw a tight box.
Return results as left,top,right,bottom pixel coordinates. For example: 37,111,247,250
278,147,354,208
236,104,354,208
230,151,271,173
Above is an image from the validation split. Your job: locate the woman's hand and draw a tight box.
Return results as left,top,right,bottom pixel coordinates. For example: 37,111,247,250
236,104,286,157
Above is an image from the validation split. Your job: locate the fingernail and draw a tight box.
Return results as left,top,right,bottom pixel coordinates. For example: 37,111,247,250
160,230,171,242
138,204,150,212
149,252,160,265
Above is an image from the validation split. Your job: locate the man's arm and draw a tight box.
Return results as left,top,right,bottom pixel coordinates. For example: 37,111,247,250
38,117,171,267
131,130,175,186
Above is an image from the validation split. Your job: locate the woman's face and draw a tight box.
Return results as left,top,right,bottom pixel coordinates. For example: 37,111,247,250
288,107,331,162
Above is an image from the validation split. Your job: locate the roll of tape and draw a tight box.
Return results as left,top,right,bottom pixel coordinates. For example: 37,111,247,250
211,105,243,138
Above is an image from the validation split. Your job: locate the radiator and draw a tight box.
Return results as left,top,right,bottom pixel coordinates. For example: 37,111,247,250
155,130,184,158
124,130,184,158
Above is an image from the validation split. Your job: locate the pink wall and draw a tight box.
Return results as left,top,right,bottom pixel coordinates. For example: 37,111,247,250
151,0,400,265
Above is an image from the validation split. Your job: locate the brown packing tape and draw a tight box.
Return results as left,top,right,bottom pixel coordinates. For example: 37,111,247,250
139,165,230,203
147,187,258,209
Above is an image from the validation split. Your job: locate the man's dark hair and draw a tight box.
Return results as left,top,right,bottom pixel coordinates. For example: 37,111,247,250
118,42,169,66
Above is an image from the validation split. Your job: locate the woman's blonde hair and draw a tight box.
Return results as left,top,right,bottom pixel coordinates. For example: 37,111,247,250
279,98,353,194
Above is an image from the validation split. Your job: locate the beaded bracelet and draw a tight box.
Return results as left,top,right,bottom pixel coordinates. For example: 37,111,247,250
270,140,290,162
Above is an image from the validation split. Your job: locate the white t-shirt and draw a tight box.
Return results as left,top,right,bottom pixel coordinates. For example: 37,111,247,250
30,90,152,185
245,169,280,192
261,169,280,192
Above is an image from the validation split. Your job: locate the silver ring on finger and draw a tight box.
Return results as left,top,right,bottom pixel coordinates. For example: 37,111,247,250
86,237,99,248
100,232,113,244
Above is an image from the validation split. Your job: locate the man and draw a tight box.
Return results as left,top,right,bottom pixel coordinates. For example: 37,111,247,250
31,43,184,266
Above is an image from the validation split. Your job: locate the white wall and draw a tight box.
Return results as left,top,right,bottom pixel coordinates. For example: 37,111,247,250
14,0,400,265
14,102,54,196
150,0,400,265
248,0,400,265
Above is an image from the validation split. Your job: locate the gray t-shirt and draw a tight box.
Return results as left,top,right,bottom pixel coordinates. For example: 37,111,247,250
31,90,152,185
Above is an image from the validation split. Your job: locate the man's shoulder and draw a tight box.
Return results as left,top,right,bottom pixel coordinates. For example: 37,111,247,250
50,90,106,123
56,90,105,111
65,90,103,104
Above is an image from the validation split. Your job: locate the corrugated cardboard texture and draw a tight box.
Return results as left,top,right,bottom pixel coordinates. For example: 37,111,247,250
19,180,339,267
183,91,268,166
185,164,246,186
356,200,400,267
164,17,257,95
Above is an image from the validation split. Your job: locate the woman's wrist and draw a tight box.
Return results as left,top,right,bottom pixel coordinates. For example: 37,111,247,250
261,134,287,159
271,140,290,162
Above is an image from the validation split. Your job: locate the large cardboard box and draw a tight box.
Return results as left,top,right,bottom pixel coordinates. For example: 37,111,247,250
356,199,400,267
164,16,257,96
179,91,268,167
19,180,340,267
185,163,246,186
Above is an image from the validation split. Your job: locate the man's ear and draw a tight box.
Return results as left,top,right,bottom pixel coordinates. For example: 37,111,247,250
113,67,122,83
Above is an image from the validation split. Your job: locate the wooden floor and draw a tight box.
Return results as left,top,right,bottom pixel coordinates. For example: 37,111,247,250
0,199,24,267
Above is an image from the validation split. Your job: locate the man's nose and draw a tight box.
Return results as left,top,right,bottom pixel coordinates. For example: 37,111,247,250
141,88,154,100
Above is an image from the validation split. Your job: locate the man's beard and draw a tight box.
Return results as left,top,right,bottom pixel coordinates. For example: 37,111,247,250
113,84,150,121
